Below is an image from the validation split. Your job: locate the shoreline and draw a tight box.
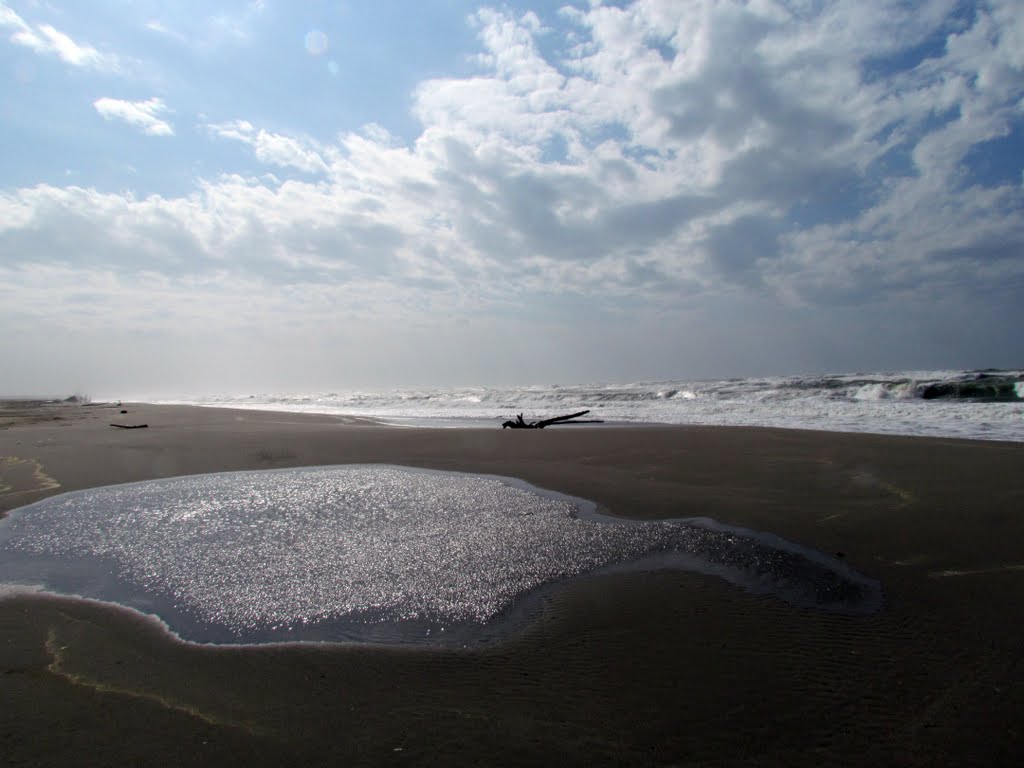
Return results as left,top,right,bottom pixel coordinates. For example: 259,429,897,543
144,397,1024,443
2,400,1023,765
12,393,1024,442
117,366,1024,444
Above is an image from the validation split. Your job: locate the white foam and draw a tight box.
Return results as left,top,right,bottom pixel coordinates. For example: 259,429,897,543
147,368,1024,442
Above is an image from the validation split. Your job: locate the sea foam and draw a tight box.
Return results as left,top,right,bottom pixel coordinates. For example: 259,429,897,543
0,466,881,645
151,368,1024,442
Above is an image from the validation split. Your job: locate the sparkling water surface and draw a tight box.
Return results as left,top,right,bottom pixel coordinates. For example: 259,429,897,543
0,466,881,645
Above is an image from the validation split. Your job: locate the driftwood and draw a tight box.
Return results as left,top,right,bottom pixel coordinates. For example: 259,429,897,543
502,410,601,429
110,423,148,429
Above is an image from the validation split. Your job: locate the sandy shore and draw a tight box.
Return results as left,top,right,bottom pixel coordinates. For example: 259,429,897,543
1,400,1022,766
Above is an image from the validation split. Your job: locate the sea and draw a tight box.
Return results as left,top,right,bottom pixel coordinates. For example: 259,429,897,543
153,369,1024,443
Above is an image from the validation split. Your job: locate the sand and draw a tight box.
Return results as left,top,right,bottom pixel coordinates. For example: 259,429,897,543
1,400,1022,766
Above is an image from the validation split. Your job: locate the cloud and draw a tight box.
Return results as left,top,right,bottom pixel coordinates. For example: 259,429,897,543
146,0,267,52
1,4,119,71
207,120,330,174
2,0,1023,383
144,19,187,45
93,97,174,136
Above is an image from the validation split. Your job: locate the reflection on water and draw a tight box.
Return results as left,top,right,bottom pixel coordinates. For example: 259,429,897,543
0,466,881,645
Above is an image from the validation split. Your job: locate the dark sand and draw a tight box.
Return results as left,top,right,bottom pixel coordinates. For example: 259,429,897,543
1,401,1022,766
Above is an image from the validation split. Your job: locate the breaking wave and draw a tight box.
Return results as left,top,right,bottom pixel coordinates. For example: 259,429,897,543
149,368,1024,442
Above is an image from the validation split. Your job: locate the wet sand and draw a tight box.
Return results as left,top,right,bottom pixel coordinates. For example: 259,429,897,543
1,400,1023,766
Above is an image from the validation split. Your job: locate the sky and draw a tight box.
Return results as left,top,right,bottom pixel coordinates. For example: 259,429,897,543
1,0,1022,396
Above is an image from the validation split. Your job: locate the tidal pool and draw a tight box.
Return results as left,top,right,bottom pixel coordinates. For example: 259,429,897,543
0,465,882,645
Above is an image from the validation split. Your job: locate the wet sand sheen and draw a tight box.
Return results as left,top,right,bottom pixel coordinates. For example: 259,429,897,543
1,401,1023,766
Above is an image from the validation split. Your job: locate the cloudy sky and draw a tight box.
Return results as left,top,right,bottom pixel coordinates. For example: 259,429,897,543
1,0,1022,396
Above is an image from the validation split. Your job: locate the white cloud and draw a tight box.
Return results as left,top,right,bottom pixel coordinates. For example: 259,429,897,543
144,19,186,44
208,0,268,45
93,97,174,136
1,5,119,71
0,4,36,40
207,120,330,174
2,0,1023,383
143,0,267,52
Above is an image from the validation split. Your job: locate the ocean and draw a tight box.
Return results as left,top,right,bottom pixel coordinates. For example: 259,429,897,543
153,368,1024,443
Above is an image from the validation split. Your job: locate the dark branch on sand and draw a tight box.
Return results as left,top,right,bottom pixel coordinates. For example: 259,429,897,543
501,410,601,429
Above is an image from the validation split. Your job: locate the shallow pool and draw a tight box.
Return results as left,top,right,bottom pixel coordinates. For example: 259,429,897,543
0,465,882,645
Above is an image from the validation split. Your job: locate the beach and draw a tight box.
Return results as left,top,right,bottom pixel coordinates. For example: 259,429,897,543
1,401,1022,766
